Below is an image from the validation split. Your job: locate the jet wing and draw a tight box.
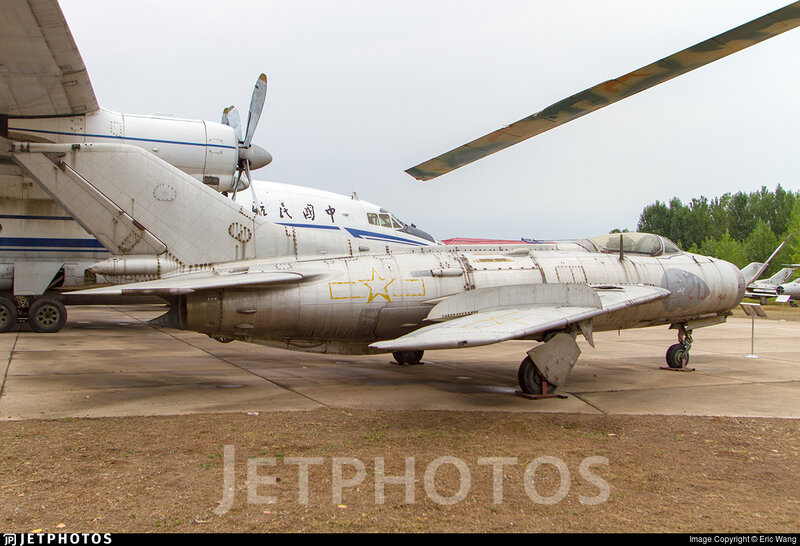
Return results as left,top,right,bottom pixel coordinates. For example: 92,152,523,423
0,0,98,116
72,270,323,296
371,284,670,351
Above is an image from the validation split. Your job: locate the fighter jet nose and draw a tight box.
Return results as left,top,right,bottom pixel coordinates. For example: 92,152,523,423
240,144,272,170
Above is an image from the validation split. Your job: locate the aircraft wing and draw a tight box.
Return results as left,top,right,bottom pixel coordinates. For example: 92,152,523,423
72,270,323,296
406,2,800,181
371,284,670,351
0,0,98,116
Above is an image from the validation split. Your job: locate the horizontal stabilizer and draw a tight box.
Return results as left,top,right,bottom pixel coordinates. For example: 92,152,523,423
371,284,669,351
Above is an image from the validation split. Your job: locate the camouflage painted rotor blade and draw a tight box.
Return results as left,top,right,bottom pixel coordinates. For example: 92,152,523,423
407,2,800,181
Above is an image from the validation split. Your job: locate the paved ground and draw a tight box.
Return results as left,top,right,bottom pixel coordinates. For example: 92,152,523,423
1,304,798,420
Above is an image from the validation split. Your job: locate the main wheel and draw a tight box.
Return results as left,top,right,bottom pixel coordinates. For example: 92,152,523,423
518,356,554,395
665,343,690,369
0,297,18,333
28,298,67,333
392,350,424,365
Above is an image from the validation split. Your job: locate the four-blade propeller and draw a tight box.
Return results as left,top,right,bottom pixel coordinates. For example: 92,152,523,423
221,73,273,213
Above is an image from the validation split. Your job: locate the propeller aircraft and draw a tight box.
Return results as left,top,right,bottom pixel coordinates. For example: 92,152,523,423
5,1,800,395
0,0,436,332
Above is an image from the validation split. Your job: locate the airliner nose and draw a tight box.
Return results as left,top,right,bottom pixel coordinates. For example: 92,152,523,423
240,144,272,170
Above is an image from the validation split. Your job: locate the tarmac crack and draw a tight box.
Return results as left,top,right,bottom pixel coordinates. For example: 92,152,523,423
0,327,20,401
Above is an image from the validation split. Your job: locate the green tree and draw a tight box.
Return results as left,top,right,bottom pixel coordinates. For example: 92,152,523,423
702,231,746,269
744,220,779,275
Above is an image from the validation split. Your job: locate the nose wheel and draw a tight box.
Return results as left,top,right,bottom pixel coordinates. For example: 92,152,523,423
663,323,695,371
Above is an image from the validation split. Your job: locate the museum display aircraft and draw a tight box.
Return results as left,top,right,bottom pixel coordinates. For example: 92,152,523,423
776,278,800,302
0,0,437,332
5,2,800,395
746,266,799,303
741,236,797,303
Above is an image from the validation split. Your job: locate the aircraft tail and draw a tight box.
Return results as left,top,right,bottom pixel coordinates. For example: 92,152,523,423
739,262,763,284
743,234,792,286
767,267,796,285
9,142,286,267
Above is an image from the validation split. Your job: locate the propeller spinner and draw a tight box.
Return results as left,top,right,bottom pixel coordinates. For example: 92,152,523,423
221,73,273,212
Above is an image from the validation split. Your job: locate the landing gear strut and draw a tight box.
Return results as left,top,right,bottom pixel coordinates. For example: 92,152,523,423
664,323,694,371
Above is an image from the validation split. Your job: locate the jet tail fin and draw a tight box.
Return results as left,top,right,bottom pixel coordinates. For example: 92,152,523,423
740,262,764,285
10,142,274,266
744,234,792,286
767,267,797,285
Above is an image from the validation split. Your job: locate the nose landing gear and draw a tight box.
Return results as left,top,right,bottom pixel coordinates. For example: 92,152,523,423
663,323,695,371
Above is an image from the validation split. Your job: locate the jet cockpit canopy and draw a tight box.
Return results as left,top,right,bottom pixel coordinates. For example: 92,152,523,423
582,233,683,256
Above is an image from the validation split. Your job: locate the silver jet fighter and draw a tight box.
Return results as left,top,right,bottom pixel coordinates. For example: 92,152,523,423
7,2,800,395
776,279,800,303
746,267,798,304
10,142,743,394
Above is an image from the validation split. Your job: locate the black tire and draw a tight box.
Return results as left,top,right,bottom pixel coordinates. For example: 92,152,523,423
0,297,18,333
517,356,554,395
665,343,690,369
28,298,67,333
392,350,424,365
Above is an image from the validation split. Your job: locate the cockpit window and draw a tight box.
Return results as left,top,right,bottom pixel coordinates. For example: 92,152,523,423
367,211,407,230
662,239,682,254
586,233,682,256
365,210,437,243
378,213,393,228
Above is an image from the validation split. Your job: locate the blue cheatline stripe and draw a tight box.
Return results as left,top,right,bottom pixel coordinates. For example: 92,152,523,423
276,222,341,231
344,227,427,246
7,127,237,150
0,237,105,248
0,214,74,221
0,248,110,253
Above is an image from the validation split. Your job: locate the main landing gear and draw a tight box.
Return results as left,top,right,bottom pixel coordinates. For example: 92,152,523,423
0,295,67,334
517,332,580,398
664,323,694,371
392,350,424,365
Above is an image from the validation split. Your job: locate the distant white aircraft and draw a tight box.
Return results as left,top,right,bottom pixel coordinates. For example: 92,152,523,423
746,266,799,304
741,236,797,304
776,278,800,303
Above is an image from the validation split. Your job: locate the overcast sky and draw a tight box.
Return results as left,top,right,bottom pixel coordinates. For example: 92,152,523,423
58,0,800,242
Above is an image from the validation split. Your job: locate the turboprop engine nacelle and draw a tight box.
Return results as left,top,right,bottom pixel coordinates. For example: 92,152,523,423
6,108,271,193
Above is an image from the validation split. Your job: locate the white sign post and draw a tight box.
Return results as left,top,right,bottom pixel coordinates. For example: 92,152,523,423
740,303,767,359
776,294,791,321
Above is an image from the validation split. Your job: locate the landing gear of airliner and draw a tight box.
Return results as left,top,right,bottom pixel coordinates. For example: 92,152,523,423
0,295,68,334
392,350,424,365
27,297,67,333
0,297,18,333
664,323,694,371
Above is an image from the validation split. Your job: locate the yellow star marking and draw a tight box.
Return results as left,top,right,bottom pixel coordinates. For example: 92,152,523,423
360,269,396,303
